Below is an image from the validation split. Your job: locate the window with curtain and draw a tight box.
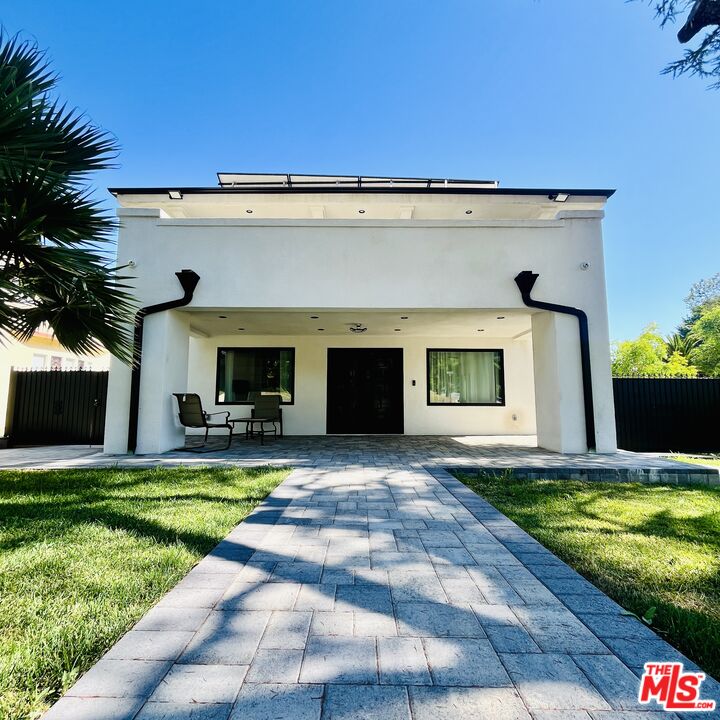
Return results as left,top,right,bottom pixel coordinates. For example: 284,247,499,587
427,349,504,405
216,348,295,404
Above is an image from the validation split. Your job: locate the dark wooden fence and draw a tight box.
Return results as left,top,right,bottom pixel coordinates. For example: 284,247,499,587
613,377,720,452
7,370,109,446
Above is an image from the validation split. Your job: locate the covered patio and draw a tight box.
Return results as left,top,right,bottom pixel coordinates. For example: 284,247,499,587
1,436,716,485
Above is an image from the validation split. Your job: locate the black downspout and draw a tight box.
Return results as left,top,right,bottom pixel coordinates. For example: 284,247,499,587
514,270,596,452
127,269,200,453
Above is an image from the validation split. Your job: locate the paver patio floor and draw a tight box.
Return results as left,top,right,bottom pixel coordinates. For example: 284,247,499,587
41,457,719,719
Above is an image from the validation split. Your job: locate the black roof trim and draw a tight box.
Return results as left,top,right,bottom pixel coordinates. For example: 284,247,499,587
109,186,615,198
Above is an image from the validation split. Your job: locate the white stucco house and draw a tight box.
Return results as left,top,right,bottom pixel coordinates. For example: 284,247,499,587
103,173,617,456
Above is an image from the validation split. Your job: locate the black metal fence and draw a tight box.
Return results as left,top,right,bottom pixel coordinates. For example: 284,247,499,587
7,370,109,446
613,377,720,452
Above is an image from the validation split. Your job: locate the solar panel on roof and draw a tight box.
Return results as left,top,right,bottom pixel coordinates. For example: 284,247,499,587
216,172,499,189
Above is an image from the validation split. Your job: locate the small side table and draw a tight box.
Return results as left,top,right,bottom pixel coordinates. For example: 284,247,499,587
230,417,272,445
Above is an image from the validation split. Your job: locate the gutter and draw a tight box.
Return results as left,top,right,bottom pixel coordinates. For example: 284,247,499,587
127,269,200,453
514,270,596,452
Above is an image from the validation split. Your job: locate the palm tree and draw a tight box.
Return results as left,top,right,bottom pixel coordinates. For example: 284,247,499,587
0,33,134,361
665,331,700,357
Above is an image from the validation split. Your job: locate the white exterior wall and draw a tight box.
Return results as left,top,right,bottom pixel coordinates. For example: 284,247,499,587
186,334,536,437
103,200,616,455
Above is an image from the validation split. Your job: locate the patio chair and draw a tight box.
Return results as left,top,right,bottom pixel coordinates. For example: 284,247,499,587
172,393,233,451
250,394,283,439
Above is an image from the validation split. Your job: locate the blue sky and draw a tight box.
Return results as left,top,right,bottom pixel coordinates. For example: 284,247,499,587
2,0,718,340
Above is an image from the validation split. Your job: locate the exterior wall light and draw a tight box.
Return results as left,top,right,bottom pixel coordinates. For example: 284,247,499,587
358,209,366,214
548,192,569,202
168,191,183,200
400,316,408,320
465,210,473,215
496,316,505,320
246,209,253,214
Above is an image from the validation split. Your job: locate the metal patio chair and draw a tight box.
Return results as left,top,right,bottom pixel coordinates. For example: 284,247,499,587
173,393,233,451
251,394,284,439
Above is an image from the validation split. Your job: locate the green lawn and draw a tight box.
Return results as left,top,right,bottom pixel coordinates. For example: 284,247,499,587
0,466,289,720
669,455,720,468
454,471,720,679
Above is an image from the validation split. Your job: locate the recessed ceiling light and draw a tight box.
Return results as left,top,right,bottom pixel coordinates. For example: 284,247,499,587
246,209,253,213
358,209,366,214
168,190,182,200
237,327,245,331
400,316,408,320
497,316,505,320
465,210,472,215
318,328,325,331
394,328,401,332
310,315,319,319
218,315,227,319
477,329,485,332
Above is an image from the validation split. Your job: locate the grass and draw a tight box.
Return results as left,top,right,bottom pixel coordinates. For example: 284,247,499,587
669,455,720,468
0,465,289,720
453,470,720,679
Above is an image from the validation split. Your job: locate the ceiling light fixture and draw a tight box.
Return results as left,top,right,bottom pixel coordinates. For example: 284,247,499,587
218,315,227,319
246,209,253,214
348,323,368,334
497,316,505,320
168,190,183,200
465,210,473,215
358,209,366,214
318,328,325,331
477,329,485,332
394,328,401,332
400,316,408,320
237,327,245,331
310,315,319,319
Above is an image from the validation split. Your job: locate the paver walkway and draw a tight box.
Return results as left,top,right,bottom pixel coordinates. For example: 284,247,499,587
43,460,719,720
2,436,716,479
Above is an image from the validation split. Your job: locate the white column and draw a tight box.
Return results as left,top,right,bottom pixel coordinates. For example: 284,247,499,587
531,311,586,453
588,307,618,454
103,355,132,453
531,310,617,454
135,309,191,454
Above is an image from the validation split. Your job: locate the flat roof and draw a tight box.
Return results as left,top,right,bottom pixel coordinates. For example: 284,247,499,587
109,172,615,198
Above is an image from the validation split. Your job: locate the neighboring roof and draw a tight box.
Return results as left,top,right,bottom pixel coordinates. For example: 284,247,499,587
108,172,615,198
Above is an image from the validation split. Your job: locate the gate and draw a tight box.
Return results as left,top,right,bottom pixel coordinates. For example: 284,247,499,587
7,370,109,446
613,377,720,452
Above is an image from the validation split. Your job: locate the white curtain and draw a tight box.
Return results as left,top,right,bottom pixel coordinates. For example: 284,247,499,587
430,351,500,404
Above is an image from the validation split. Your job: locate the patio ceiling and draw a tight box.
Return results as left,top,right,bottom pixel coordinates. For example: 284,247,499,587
183,309,533,338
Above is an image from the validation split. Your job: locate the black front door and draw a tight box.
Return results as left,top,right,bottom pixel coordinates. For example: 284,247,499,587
326,348,404,434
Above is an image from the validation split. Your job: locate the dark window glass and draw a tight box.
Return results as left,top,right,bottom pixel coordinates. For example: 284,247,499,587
216,348,295,404
427,349,504,405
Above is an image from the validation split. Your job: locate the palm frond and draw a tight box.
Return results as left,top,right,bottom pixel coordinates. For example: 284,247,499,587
0,32,134,362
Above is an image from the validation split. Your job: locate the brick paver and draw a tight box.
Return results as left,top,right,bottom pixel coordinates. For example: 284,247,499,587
42,450,719,719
